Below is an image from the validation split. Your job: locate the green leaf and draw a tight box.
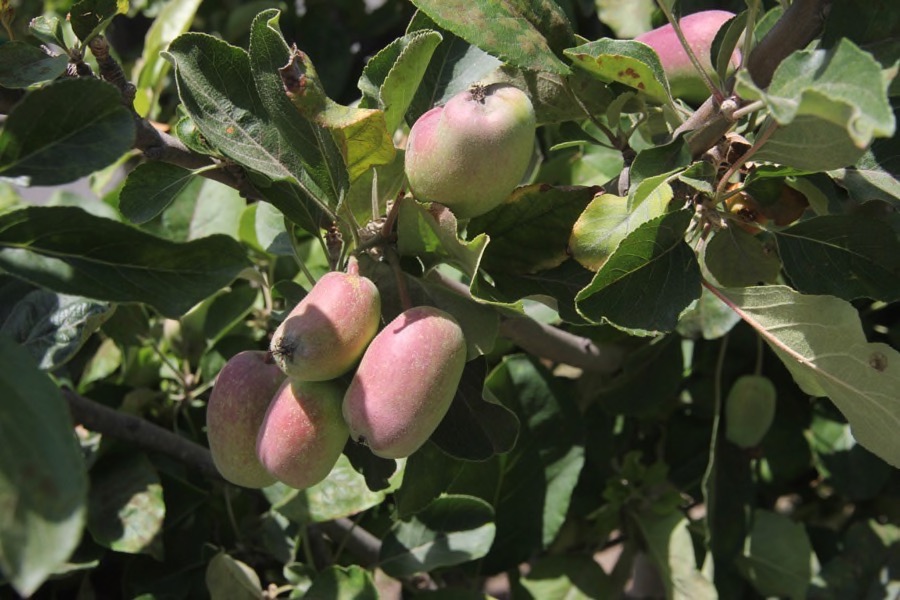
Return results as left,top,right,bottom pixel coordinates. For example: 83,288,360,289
0,78,135,185
359,29,443,133
735,509,813,600
703,226,781,288
87,453,165,558
0,335,87,597
305,565,378,600
716,285,900,467
405,12,502,124
470,259,594,325
430,358,520,461
630,138,691,188
633,511,718,600
813,520,900,597
0,289,114,370
569,184,673,272
394,442,465,519
829,165,900,204
676,285,741,340
0,42,68,88
594,0,656,38
711,11,747,84
735,39,895,148
462,355,584,573
0,206,251,318
269,15,395,181
133,0,204,116
564,39,671,104
808,411,891,501
28,16,67,49
118,162,195,224
409,0,571,74
396,200,488,278
774,215,900,301
379,495,496,577
514,555,614,599
187,179,246,241
265,454,403,524
576,209,701,335
468,184,599,274
205,553,262,600
163,30,343,216
68,0,127,43
754,116,868,171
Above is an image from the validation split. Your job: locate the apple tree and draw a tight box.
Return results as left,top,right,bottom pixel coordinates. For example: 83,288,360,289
0,0,898,598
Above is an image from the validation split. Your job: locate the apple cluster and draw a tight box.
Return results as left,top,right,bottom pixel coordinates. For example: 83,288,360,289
206,270,467,489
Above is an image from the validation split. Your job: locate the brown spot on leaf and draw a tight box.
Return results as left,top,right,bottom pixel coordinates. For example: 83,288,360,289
638,82,645,90
869,351,888,372
225,126,235,135
624,67,639,79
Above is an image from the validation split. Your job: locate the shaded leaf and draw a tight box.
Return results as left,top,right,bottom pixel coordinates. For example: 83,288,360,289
405,12,502,124
87,453,165,558
514,554,614,599
0,289,114,370
0,206,251,318
703,226,781,288
754,116,868,171
305,565,378,600
565,38,670,104
468,184,600,274
715,285,900,467
430,357,520,461
265,454,403,524
633,511,717,600
735,509,813,600
68,0,127,43
0,335,87,597
359,29,443,133
774,215,900,301
396,200,488,278
409,0,571,74
0,42,68,88
0,78,135,186
813,520,900,598
118,162,195,225
576,209,701,334
394,442,465,519
205,553,261,600
379,495,495,577
458,355,584,573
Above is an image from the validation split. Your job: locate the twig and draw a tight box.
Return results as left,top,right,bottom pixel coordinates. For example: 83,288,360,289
317,518,382,566
63,388,222,480
428,270,625,374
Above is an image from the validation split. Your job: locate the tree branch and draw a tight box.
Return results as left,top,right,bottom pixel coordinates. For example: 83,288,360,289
681,0,832,157
63,388,223,481
428,270,625,374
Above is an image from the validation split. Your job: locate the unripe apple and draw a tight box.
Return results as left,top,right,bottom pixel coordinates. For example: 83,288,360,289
270,271,381,381
725,375,777,449
342,306,467,459
256,378,348,490
206,351,285,488
405,83,536,219
635,10,739,104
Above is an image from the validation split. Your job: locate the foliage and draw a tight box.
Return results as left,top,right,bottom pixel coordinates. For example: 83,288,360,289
0,0,898,598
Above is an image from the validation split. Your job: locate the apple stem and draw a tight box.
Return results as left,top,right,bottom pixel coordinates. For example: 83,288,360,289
386,247,413,311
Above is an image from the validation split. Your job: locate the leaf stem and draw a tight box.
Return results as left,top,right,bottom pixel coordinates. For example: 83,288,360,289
714,119,778,199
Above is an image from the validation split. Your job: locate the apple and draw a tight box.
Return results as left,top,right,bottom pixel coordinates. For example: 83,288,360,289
270,271,381,381
342,306,467,459
206,351,285,488
404,83,536,219
635,10,739,104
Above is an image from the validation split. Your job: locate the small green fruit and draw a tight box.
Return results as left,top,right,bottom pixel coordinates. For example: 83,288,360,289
206,351,285,488
405,83,536,219
725,375,777,449
635,10,739,104
270,271,381,381
342,306,467,459
256,379,348,490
